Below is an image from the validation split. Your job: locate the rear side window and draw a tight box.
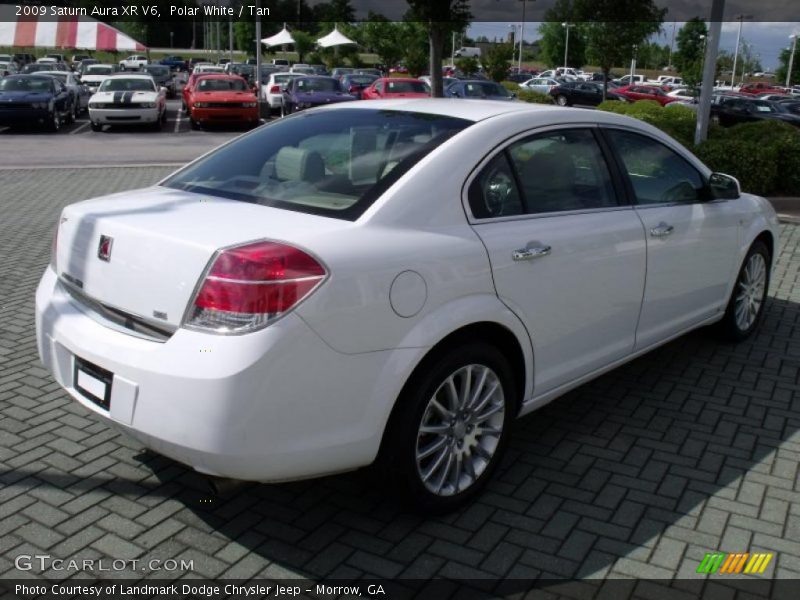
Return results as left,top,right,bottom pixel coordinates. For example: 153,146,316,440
163,109,472,221
606,129,705,205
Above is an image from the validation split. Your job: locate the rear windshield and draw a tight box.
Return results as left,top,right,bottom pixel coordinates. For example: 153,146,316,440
386,80,429,94
295,78,340,92
162,109,472,221
197,78,248,91
143,66,169,76
87,66,113,75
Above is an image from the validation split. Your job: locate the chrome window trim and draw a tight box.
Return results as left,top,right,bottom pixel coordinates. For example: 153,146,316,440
461,123,623,224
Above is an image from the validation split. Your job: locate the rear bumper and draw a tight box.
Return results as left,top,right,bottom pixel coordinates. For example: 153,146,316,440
192,107,258,122
35,267,398,482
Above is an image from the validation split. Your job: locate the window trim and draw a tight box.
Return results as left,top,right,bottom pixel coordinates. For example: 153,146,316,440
462,124,627,223
597,125,726,208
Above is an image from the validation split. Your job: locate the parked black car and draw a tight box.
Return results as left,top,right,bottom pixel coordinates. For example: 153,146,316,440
0,74,74,131
710,96,800,128
550,81,625,106
445,80,515,100
142,64,175,98
777,99,800,116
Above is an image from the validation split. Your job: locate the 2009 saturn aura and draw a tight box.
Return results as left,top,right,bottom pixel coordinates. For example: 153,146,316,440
36,100,779,512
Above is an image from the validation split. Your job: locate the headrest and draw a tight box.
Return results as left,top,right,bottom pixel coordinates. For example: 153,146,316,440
275,147,325,183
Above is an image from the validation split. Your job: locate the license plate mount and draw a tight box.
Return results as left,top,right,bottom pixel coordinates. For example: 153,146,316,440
74,357,113,410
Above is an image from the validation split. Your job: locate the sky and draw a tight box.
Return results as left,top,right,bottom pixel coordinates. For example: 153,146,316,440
468,21,800,70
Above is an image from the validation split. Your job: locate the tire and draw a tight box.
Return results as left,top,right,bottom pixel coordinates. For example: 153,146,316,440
90,122,101,132
190,118,199,130
377,341,516,513
48,110,60,132
717,240,770,341
280,103,286,117
67,101,77,124
556,95,569,106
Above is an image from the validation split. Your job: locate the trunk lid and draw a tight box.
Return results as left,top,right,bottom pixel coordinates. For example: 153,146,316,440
55,186,347,329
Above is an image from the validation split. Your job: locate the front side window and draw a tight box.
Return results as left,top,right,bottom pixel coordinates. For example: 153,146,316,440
163,109,472,221
606,129,705,205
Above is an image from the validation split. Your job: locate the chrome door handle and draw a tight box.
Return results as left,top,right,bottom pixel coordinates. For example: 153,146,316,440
512,245,551,261
650,223,674,238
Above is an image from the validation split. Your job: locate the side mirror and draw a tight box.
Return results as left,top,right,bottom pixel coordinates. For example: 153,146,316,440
708,172,741,200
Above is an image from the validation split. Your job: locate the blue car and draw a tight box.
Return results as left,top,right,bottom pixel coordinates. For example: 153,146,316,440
0,74,74,131
445,80,516,101
280,76,356,117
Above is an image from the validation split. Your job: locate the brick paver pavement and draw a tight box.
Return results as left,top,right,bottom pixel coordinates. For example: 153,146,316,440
1,168,799,593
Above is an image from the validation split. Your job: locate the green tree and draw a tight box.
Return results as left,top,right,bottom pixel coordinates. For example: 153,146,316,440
292,30,315,64
575,0,666,97
483,43,514,82
360,17,404,69
405,0,471,97
673,18,708,74
454,56,479,75
537,0,587,68
233,21,256,54
401,21,429,77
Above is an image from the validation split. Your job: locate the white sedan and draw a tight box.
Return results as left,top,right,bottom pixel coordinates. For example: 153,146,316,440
88,74,167,131
36,100,779,512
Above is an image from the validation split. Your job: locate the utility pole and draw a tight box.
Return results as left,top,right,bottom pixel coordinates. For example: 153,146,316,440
255,0,262,120
695,0,725,145
667,22,676,69
731,14,752,88
562,22,574,69
787,33,797,88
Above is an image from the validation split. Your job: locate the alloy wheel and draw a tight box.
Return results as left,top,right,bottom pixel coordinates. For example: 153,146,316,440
415,364,505,497
734,252,766,331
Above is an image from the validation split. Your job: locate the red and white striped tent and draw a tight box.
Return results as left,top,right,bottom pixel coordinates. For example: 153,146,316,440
0,5,146,51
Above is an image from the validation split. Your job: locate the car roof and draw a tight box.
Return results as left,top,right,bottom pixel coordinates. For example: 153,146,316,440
308,98,579,122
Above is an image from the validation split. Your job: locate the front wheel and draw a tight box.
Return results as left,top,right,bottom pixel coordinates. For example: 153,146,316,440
48,110,61,132
717,240,770,341
556,95,569,106
378,342,516,513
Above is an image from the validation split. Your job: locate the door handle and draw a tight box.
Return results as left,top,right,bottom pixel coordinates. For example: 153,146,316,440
650,223,674,238
512,244,551,261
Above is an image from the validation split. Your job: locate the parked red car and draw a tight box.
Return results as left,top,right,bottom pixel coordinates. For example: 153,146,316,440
361,78,430,100
613,84,678,106
185,74,258,129
739,82,786,95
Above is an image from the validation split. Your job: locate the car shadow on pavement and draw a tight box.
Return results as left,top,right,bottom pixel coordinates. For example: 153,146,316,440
104,294,798,594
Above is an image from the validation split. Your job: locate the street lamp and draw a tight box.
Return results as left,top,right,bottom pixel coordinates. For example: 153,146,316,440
518,0,534,73
630,44,638,80
731,13,753,88
788,33,798,87
562,22,575,69
508,24,519,65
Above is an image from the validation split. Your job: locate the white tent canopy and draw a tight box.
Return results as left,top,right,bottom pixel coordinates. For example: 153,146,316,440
261,25,295,48
316,26,356,48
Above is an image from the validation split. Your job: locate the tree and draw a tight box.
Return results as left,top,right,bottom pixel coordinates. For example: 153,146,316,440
574,0,666,97
405,0,471,97
454,56,479,75
776,45,800,86
483,43,514,82
360,18,404,69
292,31,315,64
537,0,587,68
400,21,429,77
673,18,708,75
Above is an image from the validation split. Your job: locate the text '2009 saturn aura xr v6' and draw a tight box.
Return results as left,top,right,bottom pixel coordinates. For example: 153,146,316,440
37,100,779,512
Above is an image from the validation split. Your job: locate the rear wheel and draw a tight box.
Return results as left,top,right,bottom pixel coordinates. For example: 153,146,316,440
90,122,101,132
378,342,516,513
556,95,569,106
717,240,770,341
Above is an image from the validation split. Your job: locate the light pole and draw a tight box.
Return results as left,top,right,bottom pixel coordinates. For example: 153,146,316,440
518,0,533,73
630,44,638,80
562,22,574,69
788,34,798,87
731,13,752,88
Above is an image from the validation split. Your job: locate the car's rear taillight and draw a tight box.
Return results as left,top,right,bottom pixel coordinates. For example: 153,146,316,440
184,240,327,334
269,85,280,94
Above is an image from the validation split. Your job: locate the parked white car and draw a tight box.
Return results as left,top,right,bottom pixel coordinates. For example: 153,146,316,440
87,74,166,131
80,64,117,94
261,72,300,113
119,55,148,71
37,100,779,512
520,77,559,94
615,74,649,85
